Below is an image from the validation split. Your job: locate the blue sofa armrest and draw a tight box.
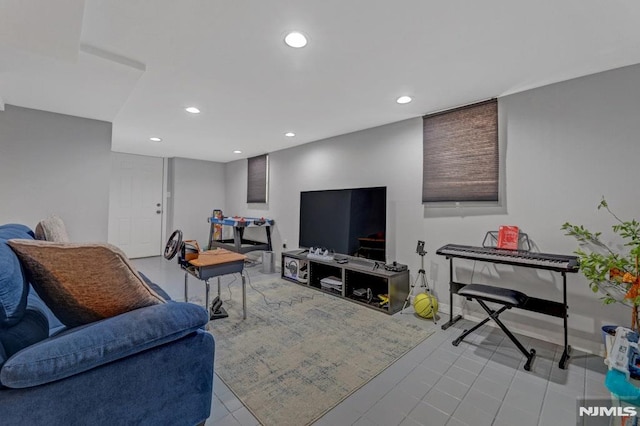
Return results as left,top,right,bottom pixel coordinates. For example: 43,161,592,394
1,301,208,388
0,329,214,425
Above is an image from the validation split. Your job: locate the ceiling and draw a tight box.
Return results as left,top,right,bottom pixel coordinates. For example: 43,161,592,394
2,0,640,163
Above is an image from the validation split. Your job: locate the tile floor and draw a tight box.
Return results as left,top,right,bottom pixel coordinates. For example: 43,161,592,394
133,257,613,426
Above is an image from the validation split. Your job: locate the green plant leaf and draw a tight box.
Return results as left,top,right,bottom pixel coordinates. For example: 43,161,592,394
563,196,640,327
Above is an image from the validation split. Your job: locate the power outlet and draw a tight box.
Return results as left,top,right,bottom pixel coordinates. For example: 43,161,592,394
283,239,287,249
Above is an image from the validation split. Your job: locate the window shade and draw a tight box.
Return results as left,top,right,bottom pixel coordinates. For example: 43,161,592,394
422,99,498,203
247,154,268,203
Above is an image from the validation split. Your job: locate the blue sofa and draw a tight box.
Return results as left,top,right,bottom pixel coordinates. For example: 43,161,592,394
0,224,214,425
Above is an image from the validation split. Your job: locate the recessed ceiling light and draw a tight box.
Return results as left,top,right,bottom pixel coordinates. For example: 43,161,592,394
185,106,201,114
233,150,242,154
396,96,412,104
285,132,295,137
284,31,307,48
149,137,162,142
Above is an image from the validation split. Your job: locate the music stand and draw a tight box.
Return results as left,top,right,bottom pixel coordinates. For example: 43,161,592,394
482,231,531,251
402,241,437,324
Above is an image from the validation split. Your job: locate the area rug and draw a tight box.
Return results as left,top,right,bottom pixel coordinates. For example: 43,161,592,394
208,277,434,426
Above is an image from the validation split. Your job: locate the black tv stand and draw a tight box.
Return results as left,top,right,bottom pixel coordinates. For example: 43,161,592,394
281,250,409,314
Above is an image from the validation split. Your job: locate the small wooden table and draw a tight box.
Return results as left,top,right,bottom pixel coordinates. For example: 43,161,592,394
182,249,247,319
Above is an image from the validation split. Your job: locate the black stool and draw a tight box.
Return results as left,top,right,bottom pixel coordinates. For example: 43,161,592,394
452,283,536,371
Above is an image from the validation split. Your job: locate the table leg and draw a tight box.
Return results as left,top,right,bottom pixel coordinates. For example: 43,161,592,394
266,226,273,251
205,279,211,317
233,227,242,252
207,220,215,250
184,271,189,303
242,272,247,319
217,277,221,297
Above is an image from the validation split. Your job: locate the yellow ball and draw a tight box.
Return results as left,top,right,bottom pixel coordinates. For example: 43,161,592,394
414,292,438,319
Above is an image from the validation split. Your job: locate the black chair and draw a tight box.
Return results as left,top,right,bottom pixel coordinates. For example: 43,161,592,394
452,283,536,371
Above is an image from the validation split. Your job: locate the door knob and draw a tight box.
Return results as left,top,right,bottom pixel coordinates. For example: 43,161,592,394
156,203,161,207
156,210,162,214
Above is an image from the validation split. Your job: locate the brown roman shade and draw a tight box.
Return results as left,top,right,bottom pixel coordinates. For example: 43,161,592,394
247,154,268,203
422,99,498,203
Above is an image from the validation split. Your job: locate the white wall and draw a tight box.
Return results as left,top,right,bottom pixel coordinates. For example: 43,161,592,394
483,63,640,353
4,64,637,354
168,157,226,249
0,105,112,241
224,118,422,263
224,63,640,354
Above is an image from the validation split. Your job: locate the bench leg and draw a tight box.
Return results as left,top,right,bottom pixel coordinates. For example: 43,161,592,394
476,300,536,371
452,305,509,346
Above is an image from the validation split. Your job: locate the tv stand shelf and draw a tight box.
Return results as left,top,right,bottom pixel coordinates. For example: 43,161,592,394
281,251,409,314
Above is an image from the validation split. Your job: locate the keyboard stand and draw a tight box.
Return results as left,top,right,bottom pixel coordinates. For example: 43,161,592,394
439,254,572,369
441,259,463,330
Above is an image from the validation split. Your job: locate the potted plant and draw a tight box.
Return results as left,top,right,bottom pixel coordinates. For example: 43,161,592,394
562,198,640,332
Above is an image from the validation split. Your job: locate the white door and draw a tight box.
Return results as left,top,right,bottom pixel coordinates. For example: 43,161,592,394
108,153,164,258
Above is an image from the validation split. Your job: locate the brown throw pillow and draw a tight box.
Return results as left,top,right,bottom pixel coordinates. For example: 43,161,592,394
7,239,165,327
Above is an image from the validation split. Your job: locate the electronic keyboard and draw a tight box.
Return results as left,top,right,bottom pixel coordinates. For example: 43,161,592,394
436,244,579,273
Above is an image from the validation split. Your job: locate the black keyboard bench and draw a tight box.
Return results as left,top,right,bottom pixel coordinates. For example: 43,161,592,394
452,283,536,371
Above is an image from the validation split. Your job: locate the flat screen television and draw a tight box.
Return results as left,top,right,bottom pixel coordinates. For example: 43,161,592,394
299,186,386,260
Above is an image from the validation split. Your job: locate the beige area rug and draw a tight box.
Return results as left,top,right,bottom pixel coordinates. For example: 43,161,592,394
208,277,434,426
